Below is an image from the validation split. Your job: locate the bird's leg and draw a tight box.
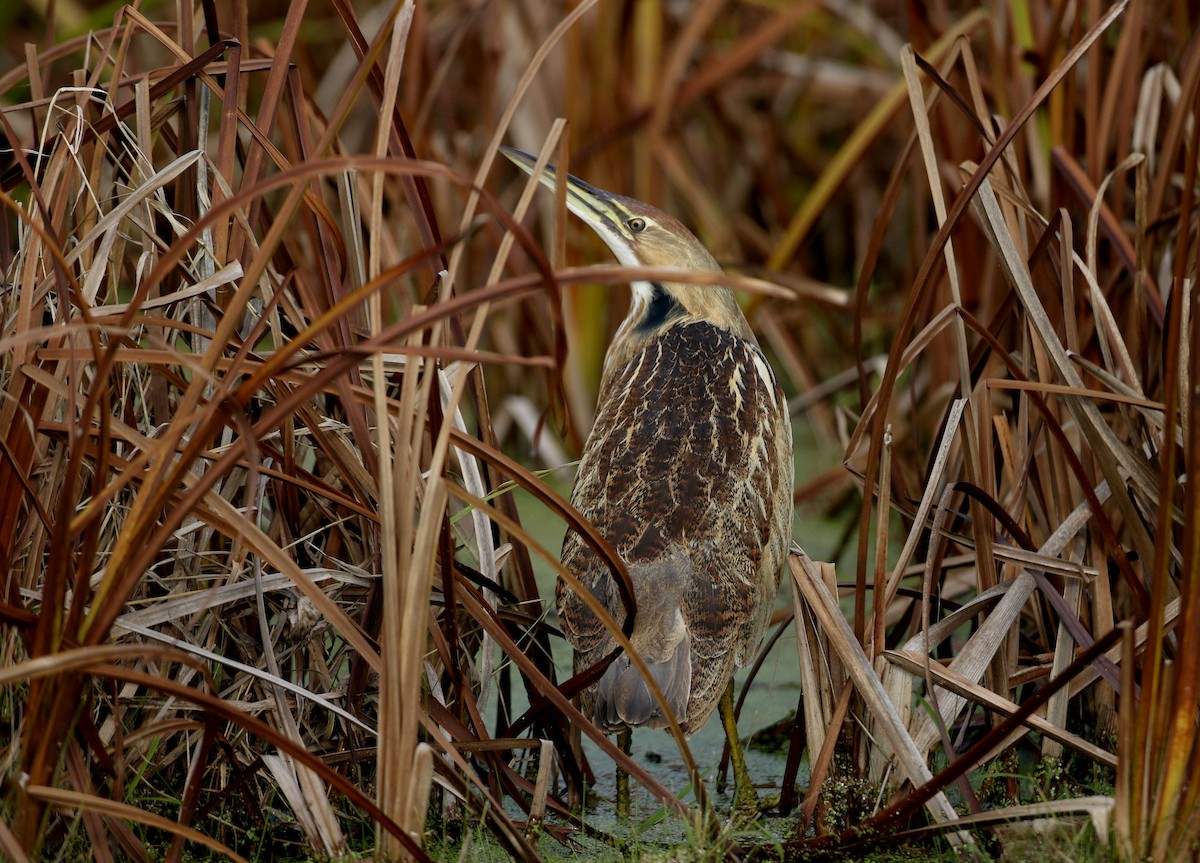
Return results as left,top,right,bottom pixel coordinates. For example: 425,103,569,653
719,679,759,822
616,727,632,817
566,721,584,810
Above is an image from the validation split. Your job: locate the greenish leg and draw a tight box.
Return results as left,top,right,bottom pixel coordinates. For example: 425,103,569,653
616,727,632,817
719,679,759,822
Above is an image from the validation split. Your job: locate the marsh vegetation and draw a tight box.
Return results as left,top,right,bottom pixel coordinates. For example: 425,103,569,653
1,1,1198,861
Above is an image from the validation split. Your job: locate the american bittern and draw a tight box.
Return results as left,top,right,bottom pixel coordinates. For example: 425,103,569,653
503,146,794,819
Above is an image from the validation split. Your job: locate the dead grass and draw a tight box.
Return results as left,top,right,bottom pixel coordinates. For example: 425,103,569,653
1,1,1197,861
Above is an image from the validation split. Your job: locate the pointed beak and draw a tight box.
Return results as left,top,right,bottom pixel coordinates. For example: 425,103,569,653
500,145,632,257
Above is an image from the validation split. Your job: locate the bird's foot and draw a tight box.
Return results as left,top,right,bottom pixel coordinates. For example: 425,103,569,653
730,783,762,826
757,791,781,812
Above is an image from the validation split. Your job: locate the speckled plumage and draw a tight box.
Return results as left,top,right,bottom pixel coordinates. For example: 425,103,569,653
558,312,793,735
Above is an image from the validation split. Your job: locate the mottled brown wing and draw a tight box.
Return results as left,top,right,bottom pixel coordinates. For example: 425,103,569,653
558,321,793,733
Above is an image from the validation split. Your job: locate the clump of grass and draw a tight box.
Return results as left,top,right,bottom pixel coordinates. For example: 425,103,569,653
782,1,1200,860
0,1,581,859
2,1,1199,862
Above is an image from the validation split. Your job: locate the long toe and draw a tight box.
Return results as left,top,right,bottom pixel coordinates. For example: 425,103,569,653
731,773,761,826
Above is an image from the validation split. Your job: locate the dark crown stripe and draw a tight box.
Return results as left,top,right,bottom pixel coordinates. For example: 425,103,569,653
565,176,626,232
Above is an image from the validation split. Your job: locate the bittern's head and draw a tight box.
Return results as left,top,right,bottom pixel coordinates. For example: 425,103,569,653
501,146,753,349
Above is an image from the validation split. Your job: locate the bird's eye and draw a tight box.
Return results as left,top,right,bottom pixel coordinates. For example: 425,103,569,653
627,217,647,233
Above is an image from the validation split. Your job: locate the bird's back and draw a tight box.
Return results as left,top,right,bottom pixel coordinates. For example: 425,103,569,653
558,318,793,734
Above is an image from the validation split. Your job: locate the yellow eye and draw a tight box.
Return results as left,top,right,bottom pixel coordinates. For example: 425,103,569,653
627,217,646,233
